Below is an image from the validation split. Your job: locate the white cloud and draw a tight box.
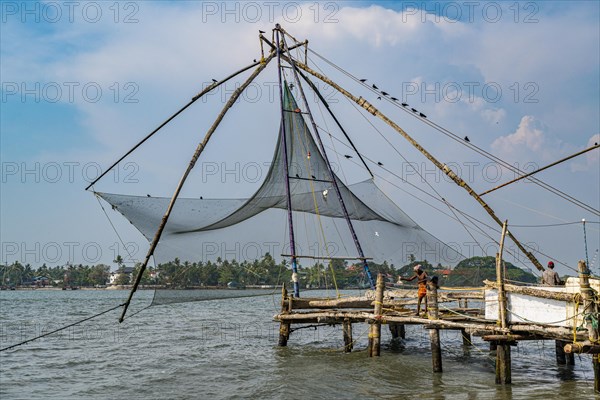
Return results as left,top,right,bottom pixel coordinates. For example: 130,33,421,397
491,115,548,161
571,134,600,172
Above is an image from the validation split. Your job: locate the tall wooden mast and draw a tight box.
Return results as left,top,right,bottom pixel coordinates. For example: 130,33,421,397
275,26,301,297
280,55,545,273
277,25,376,289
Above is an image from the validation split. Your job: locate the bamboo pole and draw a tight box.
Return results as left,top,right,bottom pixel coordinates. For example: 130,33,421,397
368,274,384,357
85,60,264,191
293,68,374,177
428,278,442,372
278,25,375,289
284,57,545,273
480,144,600,196
275,26,300,298
118,53,275,322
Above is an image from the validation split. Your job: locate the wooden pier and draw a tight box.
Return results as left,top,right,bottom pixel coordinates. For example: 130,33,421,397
274,261,600,390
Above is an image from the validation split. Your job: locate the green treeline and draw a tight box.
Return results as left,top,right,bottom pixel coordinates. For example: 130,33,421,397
0,255,538,289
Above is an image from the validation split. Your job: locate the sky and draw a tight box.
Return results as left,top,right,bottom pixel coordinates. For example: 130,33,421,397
1,1,599,279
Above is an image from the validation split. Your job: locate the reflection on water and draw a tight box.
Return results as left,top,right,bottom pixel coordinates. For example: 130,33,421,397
0,289,596,399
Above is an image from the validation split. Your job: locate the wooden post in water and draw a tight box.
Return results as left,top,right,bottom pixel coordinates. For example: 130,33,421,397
495,221,511,385
368,274,384,357
461,329,472,347
389,323,406,339
278,284,291,346
578,260,600,392
343,318,353,353
556,340,567,365
428,278,442,372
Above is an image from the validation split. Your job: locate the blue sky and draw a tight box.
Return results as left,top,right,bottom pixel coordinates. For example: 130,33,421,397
1,1,599,278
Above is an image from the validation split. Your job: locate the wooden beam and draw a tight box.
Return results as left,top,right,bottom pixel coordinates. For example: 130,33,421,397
283,56,545,272
564,341,600,354
483,280,574,302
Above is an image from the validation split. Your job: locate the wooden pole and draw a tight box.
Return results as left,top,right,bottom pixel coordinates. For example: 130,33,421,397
85,60,264,191
278,284,291,346
389,323,406,339
369,274,384,357
496,221,509,330
556,340,567,364
275,26,300,298
343,318,353,353
496,344,512,384
578,260,599,392
480,144,600,196
278,26,375,289
428,278,442,372
285,58,545,272
118,53,274,322
461,329,472,347
495,221,511,385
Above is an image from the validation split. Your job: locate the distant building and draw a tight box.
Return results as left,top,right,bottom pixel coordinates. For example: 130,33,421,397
109,266,134,285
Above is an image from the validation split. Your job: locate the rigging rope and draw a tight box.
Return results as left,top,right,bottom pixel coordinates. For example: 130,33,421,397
0,303,125,352
321,128,584,275
305,50,600,217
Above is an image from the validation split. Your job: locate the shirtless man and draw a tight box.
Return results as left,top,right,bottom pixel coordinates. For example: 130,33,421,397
400,265,428,316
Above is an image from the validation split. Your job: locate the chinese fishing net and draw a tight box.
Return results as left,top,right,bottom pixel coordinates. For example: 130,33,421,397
97,84,463,306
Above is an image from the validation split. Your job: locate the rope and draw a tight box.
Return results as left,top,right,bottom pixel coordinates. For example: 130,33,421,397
320,134,581,275
0,303,125,352
305,50,600,217
93,191,138,263
286,74,340,297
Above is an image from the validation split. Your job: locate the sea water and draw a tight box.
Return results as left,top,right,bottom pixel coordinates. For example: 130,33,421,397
0,289,595,399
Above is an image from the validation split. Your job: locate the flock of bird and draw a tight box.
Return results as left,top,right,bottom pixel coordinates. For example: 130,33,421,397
359,78,428,119
360,78,472,143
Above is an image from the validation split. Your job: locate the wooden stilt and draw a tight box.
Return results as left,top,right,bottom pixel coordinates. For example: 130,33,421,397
578,260,600,392
343,318,353,353
392,324,406,339
461,328,472,347
594,355,600,393
278,284,291,346
428,278,442,372
567,351,575,366
496,344,512,384
494,221,512,385
368,274,384,357
389,323,399,339
556,340,567,365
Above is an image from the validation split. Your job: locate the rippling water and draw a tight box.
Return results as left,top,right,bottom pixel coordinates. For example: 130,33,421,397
0,289,596,399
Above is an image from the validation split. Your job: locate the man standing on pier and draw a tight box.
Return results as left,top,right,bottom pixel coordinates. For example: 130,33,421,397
400,265,428,316
542,261,561,286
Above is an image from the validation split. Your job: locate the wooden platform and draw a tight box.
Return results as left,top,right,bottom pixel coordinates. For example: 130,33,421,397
274,263,600,390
